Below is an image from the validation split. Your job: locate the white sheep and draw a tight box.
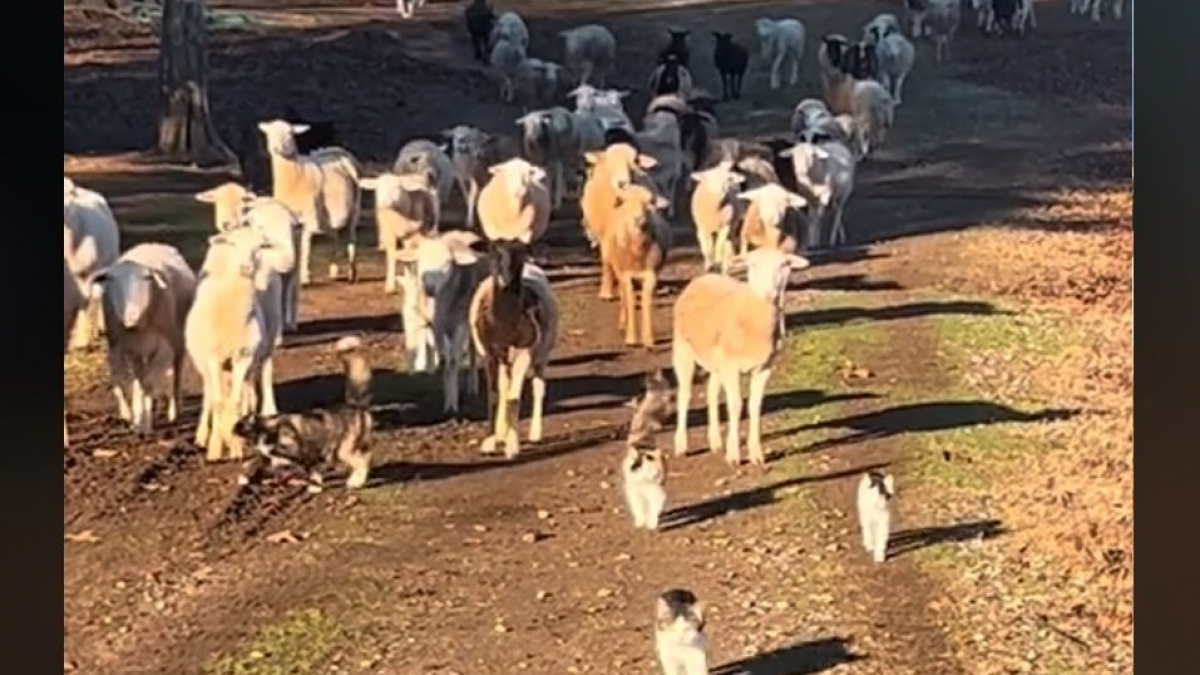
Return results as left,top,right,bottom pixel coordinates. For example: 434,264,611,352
817,34,851,94
63,258,87,447
925,0,962,64
870,31,915,105
517,107,578,211
476,158,552,243
569,85,636,136
689,161,747,274
491,11,530,51
560,24,617,87
738,183,809,254
395,230,487,414
469,242,559,458
514,58,564,112
194,182,303,332
825,72,895,158
490,38,528,104
394,139,456,229
1073,0,1123,23
64,177,120,350
863,13,904,42
186,230,282,462
755,18,807,90
257,119,362,286
978,0,1037,33
637,111,686,218
672,248,810,465
90,243,197,434
781,139,857,249
360,171,440,295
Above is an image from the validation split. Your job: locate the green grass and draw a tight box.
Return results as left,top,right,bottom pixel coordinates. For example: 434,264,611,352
207,609,345,675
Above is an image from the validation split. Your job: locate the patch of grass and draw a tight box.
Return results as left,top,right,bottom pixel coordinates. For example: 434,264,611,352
207,608,345,675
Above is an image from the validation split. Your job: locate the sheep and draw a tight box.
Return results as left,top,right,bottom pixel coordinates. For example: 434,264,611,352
194,182,303,333
360,171,439,295
904,0,933,39
517,107,577,211
394,139,456,225
738,183,809,255
975,0,1037,34
64,177,120,351
781,139,857,250
817,34,852,93
924,0,962,64
712,31,749,101
862,13,904,42
648,55,695,99
89,243,196,434
689,161,747,275
464,0,496,62
64,259,87,447
790,98,832,138
762,139,803,194
604,127,641,151
491,11,529,51
823,66,895,158
395,231,487,415
867,30,915,105
671,248,811,465
647,94,718,176
477,158,552,244
468,240,559,458
441,125,493,230
560,24,617,88
733,155,780,190
490,38,528,104
514,58,565,112
603,184,673,348
755,18,806,90
658,28,692,68
569,86,636,138
637,111,686,218
1073,0,1123,23
186,231,282,462
580,144,659,298
257,119,362,286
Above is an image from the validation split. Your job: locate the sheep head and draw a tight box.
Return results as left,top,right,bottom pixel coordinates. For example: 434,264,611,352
691,161,746,197
487,238,531,290
738,183,808,228
257,119,306,158
196,182,256,233
89,260,168,329
487,157,547,198
731,248,810,305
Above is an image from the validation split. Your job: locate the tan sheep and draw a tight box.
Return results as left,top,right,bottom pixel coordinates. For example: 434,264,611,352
579,143,659,300
738,183,809,255
257,119,362,286
602,184,672,348
671,248,810,466
360,171,440,294
476,158,552,244
689,161,747,274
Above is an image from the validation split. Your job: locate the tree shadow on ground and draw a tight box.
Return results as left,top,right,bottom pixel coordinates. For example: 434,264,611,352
794,273,904,293
711,636,865,675
887,519,1007,560
660,462,889,532
785,300,1004,331
784,400,1079,454
677,390,880,434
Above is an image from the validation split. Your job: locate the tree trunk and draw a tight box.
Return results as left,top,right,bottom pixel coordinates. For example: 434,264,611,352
156,0,233,167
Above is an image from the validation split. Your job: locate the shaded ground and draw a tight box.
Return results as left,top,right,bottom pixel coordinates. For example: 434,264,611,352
63,2,1131,674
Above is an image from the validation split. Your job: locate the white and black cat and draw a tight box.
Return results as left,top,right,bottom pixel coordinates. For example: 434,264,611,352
622,371,674,530
857,470,895,563
655,588,709,675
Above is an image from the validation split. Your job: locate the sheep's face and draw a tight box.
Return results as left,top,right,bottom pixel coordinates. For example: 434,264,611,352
257,120,302,158
93,261,164,330
739,184,808,227
742,249,811,303
490,159,546,195
821,35,849,68
488,240,528,290
444,126,485,160
196,182,255,233
692,163,745,197
205,232,266,280
667,29,690,49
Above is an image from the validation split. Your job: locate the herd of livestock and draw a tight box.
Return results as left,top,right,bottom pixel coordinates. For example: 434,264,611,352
64,1,1127,671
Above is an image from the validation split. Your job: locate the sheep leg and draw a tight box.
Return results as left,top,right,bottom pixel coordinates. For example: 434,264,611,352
141,389,156,435
298,229,314,286
789,55,800,86
64,412,70,449
893,72,907,106
747,367,772,465
129,378,146,433
640,273,657,349
715,227,732,275
598,242,617,301
169,354,184,424
384,247,398,294
721,370,744,466
259,357,279,417
112,382,133,423
442,335,459,415
620,274,637,346
505,351,532,456
196,362,217,452
328,228,344,281
770,52,784,89
202,365,227,462
467,179,480,231
481,361,507,455
672,342,696,457
831,201,848,248
529,368,546,443
286,272,300,332
225,360,254,460
705,371,724,457
697,231,714,273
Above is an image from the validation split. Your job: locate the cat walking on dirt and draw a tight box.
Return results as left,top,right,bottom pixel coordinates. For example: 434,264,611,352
622,371,674,530
655,588,709,675
857,470,895,563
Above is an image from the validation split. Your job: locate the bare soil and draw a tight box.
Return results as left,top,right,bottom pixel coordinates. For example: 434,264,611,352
63,2,1131,674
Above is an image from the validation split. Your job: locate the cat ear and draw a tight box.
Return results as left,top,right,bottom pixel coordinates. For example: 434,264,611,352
655,597,674,624
883,474,895,496
692,601,706,625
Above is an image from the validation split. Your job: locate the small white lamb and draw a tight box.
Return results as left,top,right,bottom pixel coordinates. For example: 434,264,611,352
755,18,806,90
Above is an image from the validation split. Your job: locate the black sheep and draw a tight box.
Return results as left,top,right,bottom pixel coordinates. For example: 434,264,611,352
712,32,748,101
464,0,497,63
657,28,691,68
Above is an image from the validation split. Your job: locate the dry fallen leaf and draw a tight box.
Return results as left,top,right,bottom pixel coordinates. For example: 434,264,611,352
266,530,305,544
91,449,118,459
65,530,100,543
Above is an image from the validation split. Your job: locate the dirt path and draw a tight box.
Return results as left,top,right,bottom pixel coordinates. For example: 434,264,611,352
64,2,1130,674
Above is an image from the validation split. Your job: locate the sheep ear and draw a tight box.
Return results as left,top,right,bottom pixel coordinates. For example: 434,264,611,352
617,90,632,99
450,248,480,266
637,154,659,170
787,254,811,271
583,151,603,166
654,195,671,210
437,143,450,154
789,194,809,208
291,123,311,135
813,147,831,160
257,121,273,133
359,177,378,191
86,269,110,300
150,270,170,290
195,189,218,203
778,147,794,158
